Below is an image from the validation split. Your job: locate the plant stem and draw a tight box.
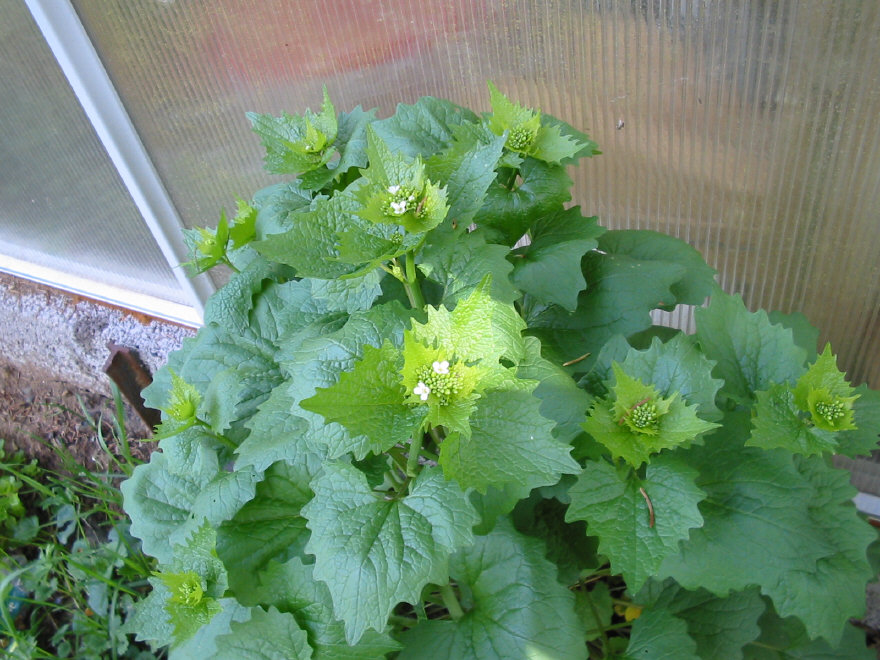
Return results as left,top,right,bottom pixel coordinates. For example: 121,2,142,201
440,583,465,620
404,250,425,309
406,432,425,478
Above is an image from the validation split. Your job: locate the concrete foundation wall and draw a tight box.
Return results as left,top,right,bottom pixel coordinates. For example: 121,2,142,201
0,272,194,395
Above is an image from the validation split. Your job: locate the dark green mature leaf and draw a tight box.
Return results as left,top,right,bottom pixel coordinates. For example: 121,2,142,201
418,229,518,305
425,122,507,226
598,230,716,307
510,207,604,311
202,256,292,334
300,106,377,191
573,583,613,642
252,193,361,279
248,558,401,660
837,384,880,457
524,251,685,370
768,310,821,357
370,96,479,159
475,158,572,245
624,608,700,660
397,519,585,660
743,604,874,659
236,384,311,472
301,341,425,455
303,464,479,644
214,606,312,659
695,290,807,405
636,580,765,660
566,455,705,591
770,455,875,644
144,322,283,436
659,419,874,643
620,334,724,422
252,181,314,239
122,452,256,564
217,459,319,597
517,336,593,443
440,389,579,494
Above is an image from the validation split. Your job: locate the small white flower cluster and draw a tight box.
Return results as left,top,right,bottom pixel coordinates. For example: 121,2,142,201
412,360,452,401
386,184,417,216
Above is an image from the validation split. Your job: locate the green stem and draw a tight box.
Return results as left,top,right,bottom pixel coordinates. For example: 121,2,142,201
404,250,425,309
440,583,465,621
406,432,425,478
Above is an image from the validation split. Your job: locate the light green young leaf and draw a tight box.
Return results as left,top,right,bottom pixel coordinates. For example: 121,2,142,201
170,598,251,660
217,459,320,596
624,608,699,660
748,384,840,455
247,86,337,175
409,277,527,367
583,364,719,467
695,289,807,404
249,557,401,660
397,519,585,660
303,464,479,644
300,340,425,455
299,105,377,191
439,389,580,494
510,207,604,311
792,344,859,432
214,606,312,660
355,127,449,233
566,455,705,592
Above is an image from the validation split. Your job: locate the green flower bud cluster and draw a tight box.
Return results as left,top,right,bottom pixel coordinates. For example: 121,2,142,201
814,398,847,424
508,124,538,152
413,360,462,406
619,399,661,435
161,571,205,608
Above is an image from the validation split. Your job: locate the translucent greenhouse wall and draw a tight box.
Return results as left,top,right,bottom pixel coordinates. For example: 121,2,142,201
7,0,880,387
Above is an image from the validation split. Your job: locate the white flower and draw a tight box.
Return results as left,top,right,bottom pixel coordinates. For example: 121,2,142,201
387,184,401,194
432,360,450,375
413,382,431,401
389,199,408,215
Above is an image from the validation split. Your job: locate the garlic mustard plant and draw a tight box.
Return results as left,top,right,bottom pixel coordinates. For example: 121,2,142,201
122,83,880,659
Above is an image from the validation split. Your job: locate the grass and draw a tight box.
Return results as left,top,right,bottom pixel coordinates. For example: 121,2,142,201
0,387,163,659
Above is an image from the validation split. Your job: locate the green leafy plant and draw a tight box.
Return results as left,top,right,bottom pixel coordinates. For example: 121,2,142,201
0,393,161,659
123,83,880,658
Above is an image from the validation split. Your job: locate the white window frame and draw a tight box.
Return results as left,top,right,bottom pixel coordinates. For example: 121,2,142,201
14,0,215,327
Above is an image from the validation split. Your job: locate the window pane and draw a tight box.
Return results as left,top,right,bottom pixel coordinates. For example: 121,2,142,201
72,0,880,386
0,0,188,306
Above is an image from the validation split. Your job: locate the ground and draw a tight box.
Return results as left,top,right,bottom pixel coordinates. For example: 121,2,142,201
0,360,153,472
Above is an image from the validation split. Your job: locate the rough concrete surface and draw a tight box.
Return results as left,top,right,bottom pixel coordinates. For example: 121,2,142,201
0,272,194,396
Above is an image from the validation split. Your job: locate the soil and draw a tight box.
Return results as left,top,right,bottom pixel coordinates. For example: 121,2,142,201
0,359,153,472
